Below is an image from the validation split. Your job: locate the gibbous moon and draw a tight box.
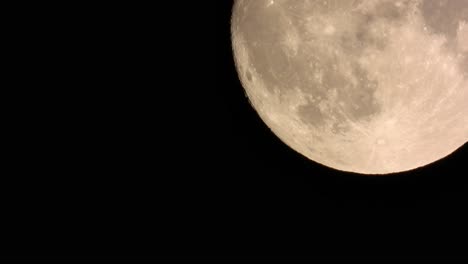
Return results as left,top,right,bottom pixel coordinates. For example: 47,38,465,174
231,0,468,174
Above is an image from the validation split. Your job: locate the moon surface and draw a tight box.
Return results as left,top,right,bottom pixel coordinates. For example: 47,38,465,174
231,0,468,174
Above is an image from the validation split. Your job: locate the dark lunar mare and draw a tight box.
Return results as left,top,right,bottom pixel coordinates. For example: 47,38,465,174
420,0,468,48
419,0,468,77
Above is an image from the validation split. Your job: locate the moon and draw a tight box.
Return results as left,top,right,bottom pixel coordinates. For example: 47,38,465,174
231,0,468,174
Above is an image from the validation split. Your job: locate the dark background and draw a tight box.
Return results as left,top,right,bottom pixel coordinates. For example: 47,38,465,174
1,0,467,261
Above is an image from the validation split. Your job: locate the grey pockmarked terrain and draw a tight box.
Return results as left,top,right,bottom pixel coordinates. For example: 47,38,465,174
231,0,468,174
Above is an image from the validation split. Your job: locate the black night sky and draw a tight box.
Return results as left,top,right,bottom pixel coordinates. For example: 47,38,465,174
2,0,466,261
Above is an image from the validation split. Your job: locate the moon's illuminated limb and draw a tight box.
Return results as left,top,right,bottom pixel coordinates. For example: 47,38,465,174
231,0,468,174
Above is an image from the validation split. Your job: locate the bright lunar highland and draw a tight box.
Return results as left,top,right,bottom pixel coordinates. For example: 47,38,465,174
231,0,468,174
